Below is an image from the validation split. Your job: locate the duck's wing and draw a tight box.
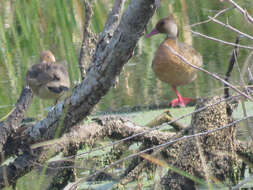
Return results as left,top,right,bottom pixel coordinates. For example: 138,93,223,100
178,42,203,67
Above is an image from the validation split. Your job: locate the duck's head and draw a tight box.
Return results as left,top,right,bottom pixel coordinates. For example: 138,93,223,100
40,50,56,63
146,17,178,39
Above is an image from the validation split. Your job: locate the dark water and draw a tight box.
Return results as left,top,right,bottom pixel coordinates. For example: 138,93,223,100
0,0,253,118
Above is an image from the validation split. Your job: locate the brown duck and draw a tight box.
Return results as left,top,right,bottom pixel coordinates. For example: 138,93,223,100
146,17,202,107
26,51,70,102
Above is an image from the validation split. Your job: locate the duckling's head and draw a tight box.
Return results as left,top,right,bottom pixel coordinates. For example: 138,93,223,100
146,17,178,39
40,50,56,63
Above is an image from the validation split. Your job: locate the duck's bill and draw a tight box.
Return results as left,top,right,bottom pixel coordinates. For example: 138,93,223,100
145,28,159,38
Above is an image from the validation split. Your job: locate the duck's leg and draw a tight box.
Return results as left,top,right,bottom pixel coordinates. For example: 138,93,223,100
170,86,192,107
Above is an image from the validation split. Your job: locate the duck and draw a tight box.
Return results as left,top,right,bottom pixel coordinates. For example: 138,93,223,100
146,16,202,107
26,50,70,103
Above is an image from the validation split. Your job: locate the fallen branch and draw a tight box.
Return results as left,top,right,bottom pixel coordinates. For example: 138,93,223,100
0,116,172,188
146,110,187,132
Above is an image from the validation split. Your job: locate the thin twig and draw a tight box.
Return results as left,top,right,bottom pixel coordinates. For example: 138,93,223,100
190,7,232,27
225,0,253,24
191,30,253,50
209,16,253,40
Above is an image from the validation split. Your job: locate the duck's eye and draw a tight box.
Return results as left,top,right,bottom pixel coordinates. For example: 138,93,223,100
160,21,165,26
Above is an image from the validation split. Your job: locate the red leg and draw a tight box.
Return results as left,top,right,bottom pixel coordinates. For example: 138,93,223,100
170,86,193,107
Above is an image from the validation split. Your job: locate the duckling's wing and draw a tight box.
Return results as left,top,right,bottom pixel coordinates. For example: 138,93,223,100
48,64,70,87
26,63,57,87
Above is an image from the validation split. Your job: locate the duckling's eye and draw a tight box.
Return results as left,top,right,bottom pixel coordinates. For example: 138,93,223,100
160,21,165,26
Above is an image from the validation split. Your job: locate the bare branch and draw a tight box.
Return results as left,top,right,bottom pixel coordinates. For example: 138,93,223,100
78,0,96,79
92,0,126,62
24,0,157,142
225,0,253,24
190,7,232,27
209,16,253,40
0,87,33,153
191,30,253,50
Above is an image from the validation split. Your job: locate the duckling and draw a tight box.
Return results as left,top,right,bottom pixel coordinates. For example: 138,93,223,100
146,17,202,107
26,51,70,103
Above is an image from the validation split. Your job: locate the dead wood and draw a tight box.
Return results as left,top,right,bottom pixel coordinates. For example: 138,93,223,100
0,87,33,156
47,145,78,190
23,0,158,145
78,0,96,79
160,96,239,190
146,110,187,131
0,116,172,188
112,96,252,189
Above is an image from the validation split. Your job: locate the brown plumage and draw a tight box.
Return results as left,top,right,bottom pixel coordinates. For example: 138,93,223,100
26,51,70,101
146,17,202,107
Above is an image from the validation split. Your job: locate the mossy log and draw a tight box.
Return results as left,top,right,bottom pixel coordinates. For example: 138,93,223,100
160,96,239,190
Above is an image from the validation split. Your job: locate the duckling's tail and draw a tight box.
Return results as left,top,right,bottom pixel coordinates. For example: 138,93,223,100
48,86,69,94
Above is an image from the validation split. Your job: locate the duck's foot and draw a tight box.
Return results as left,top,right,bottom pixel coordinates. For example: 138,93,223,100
170,97,193,108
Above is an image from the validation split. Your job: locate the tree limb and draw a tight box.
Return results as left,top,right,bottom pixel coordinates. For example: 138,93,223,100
78,0,96,79
0,87,33,154
27,0,157,141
